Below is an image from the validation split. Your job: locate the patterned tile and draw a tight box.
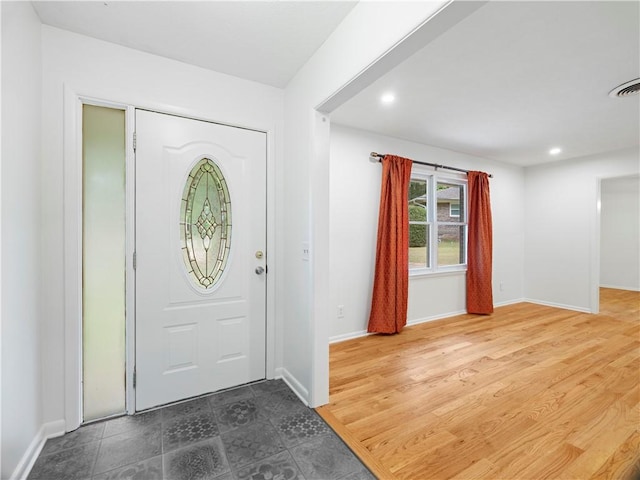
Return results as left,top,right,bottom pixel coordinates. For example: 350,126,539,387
40,422,104,455
213,398,267,433
339,465,377,480
250,379,289,396
103,410,162,438
220,421,285,469
26,384,372,480
289,434,364,480
208,385,255,408
163,412,219,453
210,473,234,480
163,437,230,480
93,424,162,475
92,455,163,480
28,442,99,480
162,397,212,422
272,408,332,447
235,450,304,480
255,387,306,418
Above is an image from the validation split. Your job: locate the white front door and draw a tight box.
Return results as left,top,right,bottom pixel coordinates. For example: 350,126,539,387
135,110,266,411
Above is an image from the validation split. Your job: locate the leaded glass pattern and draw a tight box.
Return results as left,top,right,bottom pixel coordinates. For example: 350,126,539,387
181,158,231,289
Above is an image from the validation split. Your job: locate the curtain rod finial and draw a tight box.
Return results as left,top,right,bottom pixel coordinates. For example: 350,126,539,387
370,152,382,162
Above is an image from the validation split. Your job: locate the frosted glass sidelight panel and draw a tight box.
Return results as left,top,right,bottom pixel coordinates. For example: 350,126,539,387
82,104,126,421
180,158,232,289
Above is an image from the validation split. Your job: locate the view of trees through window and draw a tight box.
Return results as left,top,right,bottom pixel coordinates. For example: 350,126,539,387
408,176,467,271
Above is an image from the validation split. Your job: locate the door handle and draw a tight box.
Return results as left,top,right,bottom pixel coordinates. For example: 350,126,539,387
255,266,265,275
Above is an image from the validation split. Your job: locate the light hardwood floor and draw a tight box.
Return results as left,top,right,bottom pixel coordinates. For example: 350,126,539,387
317,288,640,480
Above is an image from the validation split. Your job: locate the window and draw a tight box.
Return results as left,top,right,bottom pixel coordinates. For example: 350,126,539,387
180,157,232,289
409,178,429,268
449,203,460,217
409,172,467,273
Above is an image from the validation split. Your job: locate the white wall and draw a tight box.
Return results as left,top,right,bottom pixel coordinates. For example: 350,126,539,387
329,125,525,341
41,26,284,428
600,175,640,291
282,1,455,406
1,2,43,478
524,147,640,312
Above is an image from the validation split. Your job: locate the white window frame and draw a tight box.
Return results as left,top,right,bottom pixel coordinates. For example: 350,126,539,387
409,169,467,276
449,202,460,218
408,172,432,270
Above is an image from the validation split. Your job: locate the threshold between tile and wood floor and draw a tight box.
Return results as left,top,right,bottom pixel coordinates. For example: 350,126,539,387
28,289,640,480
28,379,373,480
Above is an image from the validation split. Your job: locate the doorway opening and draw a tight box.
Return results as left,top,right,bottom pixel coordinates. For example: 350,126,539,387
599,174,640,305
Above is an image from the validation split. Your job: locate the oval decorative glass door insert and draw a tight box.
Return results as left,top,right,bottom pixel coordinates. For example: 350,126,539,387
180,158,231,289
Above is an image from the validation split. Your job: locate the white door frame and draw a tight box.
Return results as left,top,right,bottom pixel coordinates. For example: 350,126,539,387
63,89,136,429
592,177,602,314
63,84,277,431
592,173,640,313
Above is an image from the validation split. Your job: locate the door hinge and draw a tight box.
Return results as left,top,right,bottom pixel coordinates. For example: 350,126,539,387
133,252,137,270
133,367,137,388
133,132,137,152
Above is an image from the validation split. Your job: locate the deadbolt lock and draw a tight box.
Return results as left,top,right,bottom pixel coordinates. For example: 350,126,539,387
255,250,264,259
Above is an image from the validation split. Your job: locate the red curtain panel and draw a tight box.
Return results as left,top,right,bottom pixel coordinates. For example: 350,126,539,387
466,171,494,314
367,155,413,334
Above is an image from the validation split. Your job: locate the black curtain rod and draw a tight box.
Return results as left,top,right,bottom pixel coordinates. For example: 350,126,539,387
370,152,493,178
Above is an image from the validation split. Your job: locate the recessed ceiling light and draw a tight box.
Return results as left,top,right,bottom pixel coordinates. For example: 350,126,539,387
380,93,395,105
549,147,562,155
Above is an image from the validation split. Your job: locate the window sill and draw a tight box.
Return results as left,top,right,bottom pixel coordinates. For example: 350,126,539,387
409,268,467,279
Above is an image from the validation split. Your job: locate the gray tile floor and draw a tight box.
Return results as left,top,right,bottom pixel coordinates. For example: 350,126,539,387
28,380,374,480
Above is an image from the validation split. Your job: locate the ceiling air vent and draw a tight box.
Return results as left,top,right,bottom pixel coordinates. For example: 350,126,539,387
609,78,640,98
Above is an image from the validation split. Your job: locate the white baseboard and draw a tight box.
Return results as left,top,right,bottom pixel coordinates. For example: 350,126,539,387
329,294,629,346
44,419,67,439
406,309,467,327
330,308,483,345
280,368,309,406
329,330,370,344
600,284,640,292
523,298,591,314
494,298,525,307
328,300,547,345
10,419,65,480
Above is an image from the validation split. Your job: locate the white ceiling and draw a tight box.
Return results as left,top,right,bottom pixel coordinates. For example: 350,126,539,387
32,1,357,88
331,1,640,167
32,1,639,167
